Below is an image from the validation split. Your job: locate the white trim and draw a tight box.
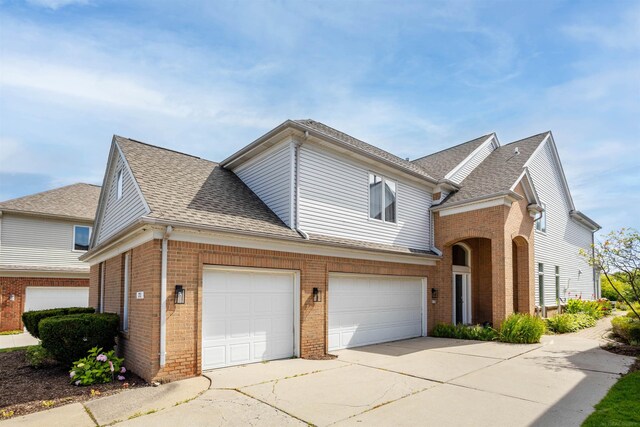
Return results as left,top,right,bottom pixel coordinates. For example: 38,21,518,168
99,262,105,313
289,140,296,230
168,228,437,266
114,142,151,213
444,134,497,181
202,265,301,360
438,197,512,217
122,252,130,331
0,270,89,278
84,228,155,265
421,278,428,336
72,224,92,252
232,138,294,174
452,272,472,324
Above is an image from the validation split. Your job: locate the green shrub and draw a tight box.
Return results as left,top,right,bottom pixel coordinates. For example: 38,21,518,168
565,299,604,319
625,303,640,318
39,313,120,366
612,316,640,345
22,307,95,338
498,313,546,343
431,323,497,341
25,344,54,368
546,313,596,334
70,347,125,386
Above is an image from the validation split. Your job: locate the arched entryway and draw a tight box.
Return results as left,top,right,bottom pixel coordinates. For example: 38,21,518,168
452,243,471,324
512,236,531,314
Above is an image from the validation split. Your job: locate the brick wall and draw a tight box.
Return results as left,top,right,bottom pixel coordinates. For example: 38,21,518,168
0,276,89,331
91,239,436,382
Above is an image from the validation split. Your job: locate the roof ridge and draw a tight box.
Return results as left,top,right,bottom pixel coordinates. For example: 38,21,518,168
411,133,495,163
500,131,550,147
115,135,215,163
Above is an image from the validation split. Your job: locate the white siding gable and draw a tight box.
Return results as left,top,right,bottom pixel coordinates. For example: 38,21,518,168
0,213,91,270
95,144,149,245
233,141,293,227
446,136,497,184
527,141,595,305
298,144,432,250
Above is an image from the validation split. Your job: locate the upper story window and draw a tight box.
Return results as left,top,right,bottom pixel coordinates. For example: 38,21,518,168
536,202,546,232
116,169,123,200
369,173,396,223
73,225,91,251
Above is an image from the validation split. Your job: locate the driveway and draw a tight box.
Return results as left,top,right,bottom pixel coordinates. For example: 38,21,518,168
122,334,634,427
0,332,38,349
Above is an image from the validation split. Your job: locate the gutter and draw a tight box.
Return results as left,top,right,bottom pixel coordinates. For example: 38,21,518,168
431,191,523,212
160,225,173,367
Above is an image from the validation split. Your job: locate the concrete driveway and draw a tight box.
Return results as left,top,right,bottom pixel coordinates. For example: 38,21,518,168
122,334,634,427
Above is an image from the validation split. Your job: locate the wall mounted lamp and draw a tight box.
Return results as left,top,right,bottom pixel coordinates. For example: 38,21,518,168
175,285,186,304
313,287,322,303
431,288,439,300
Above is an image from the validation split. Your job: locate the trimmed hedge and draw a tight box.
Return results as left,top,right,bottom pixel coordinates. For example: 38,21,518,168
611,316,640,345
22,307,95,338
431,323,497,341
39,313,120,366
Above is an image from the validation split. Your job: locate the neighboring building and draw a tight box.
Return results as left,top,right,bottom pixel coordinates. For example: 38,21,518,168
81,119,599,382
0,183,101,331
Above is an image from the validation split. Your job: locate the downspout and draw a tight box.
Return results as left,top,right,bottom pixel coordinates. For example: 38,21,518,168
160,225,173,367
294,134,309,240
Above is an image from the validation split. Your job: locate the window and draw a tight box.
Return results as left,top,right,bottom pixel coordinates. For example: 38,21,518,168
538,263,544,306
555,266,560,303
73,225,91,251
369,173,396,223
536,203,546,232
452,244,468,267
116,169,123,200
122,252,130,331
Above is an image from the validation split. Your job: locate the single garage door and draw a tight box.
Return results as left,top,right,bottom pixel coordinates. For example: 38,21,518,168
202,268,297,370
24,286,89,312
328,274,424,351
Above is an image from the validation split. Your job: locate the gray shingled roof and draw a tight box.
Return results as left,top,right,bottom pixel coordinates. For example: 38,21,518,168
115,136,301,240
0,183,100,221
436,132,549,208
411,134,493,180
294,119,435,181
114,136,437,257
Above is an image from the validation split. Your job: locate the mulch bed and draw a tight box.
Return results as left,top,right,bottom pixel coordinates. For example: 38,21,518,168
0,349,148,418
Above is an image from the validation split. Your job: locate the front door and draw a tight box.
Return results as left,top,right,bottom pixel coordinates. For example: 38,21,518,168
453,273,471,324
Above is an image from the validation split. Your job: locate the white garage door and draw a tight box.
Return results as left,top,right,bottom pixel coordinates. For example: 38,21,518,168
328,274,424,351
24,287,89,312
202,268,297,370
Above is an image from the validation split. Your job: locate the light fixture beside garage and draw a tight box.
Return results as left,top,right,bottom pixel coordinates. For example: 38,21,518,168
431,288,438,301
174,285,186,304
313,287,322,302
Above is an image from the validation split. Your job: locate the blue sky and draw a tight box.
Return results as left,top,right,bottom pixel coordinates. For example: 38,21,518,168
0,0,638,236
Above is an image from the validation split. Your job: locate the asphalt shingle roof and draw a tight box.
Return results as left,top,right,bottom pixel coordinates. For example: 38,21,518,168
437,132,549,207
0,183,100,221
294,119,435,181
411,134,493,180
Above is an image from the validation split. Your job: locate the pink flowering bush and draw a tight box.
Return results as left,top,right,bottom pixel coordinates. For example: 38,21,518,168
69,347,125,386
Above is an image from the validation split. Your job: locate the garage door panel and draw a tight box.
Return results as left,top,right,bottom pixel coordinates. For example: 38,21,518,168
328,275,424,351
24,287,89,313
202,269,295,370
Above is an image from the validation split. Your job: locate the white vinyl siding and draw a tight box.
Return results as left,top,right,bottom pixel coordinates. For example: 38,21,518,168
96,149,148,245
0,213,92,270
233,142,293,227
298,145,432,250
529,142,595,305
448,140,496,184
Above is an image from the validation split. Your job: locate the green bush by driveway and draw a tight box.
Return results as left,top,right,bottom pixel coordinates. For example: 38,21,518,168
498,313,546,343
546,313,596,334
22,307,95,338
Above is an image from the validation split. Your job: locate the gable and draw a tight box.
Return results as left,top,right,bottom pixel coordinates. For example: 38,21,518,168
445,135,499,184
92,141,150,247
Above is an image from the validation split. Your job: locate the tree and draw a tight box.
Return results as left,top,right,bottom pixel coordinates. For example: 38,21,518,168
581,228,640,321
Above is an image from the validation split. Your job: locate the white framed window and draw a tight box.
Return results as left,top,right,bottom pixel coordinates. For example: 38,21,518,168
538,263,544,306
73,225,92,251
536,202,547,232
369,173,397,223
555,266,560,303
122,252,130,331
116,169,123,200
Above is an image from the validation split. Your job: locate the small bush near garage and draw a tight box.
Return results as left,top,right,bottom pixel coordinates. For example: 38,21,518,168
431,323,497,341
498,313,546,344
545,313,596,334
611,316,640,345
70,347,125,386
22,307,95,338
25,345,55,368
39,313,120,366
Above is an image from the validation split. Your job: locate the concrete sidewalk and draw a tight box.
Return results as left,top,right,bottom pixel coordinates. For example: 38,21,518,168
0,333,38,350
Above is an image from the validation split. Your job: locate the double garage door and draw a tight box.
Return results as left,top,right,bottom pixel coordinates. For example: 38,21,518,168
24,287,89,312
201,268,425,370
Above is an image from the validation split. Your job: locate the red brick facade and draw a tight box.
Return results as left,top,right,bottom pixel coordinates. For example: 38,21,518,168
0,276,89,331
89,184,536,382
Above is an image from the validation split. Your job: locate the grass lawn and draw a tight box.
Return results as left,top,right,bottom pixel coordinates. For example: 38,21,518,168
0,345,34,354
582,362,640,427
